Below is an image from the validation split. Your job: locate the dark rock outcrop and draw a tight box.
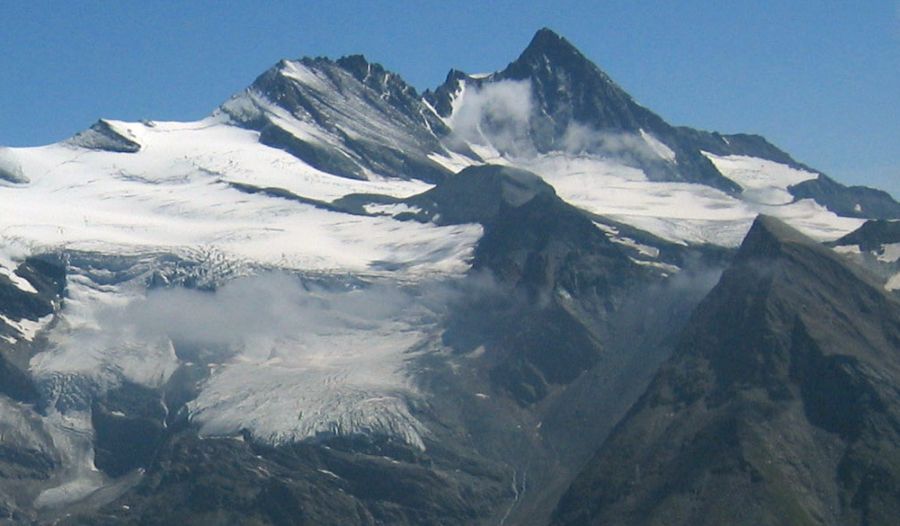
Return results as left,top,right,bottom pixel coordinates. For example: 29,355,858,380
67,120,142,153
790,175,900,219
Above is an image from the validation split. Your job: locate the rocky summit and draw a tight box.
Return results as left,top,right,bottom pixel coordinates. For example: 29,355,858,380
0,28,898,525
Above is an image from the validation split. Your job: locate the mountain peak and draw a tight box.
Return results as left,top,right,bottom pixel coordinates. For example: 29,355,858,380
513,27,592,72
529,27,567,49
735,214,819,261
525,28,578,54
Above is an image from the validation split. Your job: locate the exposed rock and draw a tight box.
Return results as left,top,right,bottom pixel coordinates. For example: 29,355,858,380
552,216,900,526
67,120,142,153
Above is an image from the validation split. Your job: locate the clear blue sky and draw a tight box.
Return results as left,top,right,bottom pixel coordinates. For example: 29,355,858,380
2,1,898,197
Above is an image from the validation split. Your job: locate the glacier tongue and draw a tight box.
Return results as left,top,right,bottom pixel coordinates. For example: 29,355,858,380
181,275,445,450
29,257,458,451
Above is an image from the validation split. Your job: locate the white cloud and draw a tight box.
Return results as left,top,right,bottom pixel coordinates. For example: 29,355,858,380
447,79,670,166
562,122,670,166
448,80,536,156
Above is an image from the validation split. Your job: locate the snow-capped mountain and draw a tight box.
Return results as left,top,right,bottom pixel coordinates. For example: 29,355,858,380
0,28,898,524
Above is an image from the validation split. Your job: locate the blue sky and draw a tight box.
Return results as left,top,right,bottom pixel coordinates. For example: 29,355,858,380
2,1,898,197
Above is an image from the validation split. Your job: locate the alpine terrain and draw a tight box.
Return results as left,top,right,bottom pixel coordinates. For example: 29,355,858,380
0,28,898,525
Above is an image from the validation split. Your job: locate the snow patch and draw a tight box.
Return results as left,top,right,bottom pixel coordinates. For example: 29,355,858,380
0,313,52,342
279,60,329,91
427,150,480,173
887,273,900,292
833,244,862,255
630,258,680,275
515,152,862,246
877,243,900,263
639,129,676,162
363,203,423,216
703,152,817,205
0,251,37,294
594,222,659,258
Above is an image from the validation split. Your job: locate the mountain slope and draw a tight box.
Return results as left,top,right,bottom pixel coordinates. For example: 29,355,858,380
552,215,900,526
221,55,453,183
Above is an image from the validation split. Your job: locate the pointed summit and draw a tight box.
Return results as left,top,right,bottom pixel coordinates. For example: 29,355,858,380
733,216,881,293
515,27,588,66
503,27,610,85
531,27,564,44
734,214,820,260
497,28,651,141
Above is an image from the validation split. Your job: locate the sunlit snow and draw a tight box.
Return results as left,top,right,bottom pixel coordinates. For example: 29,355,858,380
0,118,479,276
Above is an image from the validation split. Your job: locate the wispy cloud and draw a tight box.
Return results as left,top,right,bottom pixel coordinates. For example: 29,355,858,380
561,123,666,164
447,79,669,166
448,79,536,156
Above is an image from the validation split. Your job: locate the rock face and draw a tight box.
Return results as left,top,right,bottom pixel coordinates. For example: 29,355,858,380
832,219,900,250
66,120,142,153
67,432,508,526
789,176,900,219
552,216,900,526
405,165,556,226
0,256,65,402
0,257,66,521
220,55,452,183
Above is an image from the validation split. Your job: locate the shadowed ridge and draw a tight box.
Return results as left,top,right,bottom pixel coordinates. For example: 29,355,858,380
552,214,900,526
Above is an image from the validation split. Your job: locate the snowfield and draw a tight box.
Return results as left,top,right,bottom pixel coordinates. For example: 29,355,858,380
0,117,479,276
523,152,863,246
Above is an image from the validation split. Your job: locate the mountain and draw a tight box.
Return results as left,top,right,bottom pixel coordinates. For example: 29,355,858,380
0,27,899,524
552,216,900,526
